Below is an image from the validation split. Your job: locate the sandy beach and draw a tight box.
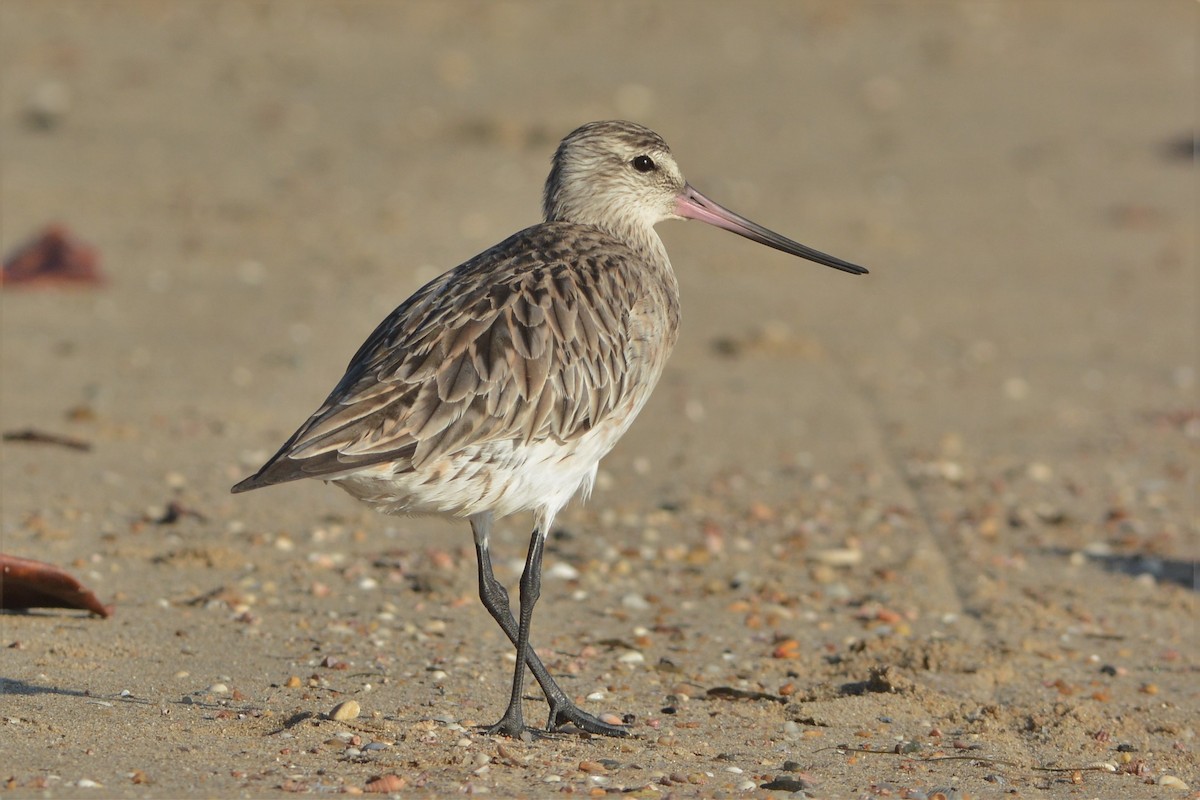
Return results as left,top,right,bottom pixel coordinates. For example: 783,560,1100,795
1,2,1195,797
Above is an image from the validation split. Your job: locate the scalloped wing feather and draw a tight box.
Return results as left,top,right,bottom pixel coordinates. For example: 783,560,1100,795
233,223,677,492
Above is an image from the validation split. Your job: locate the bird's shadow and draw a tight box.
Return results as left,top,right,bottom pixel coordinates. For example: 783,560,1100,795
0,681,94,695
1,677,114,700
0,678,241,715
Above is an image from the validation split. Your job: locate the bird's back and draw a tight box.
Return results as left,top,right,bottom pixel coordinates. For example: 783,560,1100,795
233,221,680,520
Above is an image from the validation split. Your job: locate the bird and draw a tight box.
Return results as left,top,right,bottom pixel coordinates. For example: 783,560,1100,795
232,120,867,739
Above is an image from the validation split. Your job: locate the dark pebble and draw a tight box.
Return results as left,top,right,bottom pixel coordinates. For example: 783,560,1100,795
762,777,814,792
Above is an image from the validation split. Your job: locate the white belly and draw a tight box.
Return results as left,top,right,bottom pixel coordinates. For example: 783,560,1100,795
330,408,638,529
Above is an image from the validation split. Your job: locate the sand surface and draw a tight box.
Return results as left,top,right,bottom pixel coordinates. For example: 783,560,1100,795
1,2,1195,797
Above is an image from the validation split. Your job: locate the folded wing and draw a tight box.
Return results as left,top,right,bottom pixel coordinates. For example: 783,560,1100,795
232,225,652,493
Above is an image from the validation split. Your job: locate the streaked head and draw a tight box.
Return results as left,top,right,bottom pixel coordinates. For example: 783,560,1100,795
544,120,868,276
544,120,685,234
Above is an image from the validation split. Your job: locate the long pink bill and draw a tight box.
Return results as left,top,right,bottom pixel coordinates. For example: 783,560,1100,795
675,184,868,275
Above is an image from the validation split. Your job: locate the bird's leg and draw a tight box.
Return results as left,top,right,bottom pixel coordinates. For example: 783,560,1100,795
482,527,545,738
471,515,628,737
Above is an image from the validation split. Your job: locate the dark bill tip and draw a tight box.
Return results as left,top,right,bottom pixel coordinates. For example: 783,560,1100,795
676,184,868,275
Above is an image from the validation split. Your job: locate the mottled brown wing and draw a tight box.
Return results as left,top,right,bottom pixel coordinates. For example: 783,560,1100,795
232,224,657,492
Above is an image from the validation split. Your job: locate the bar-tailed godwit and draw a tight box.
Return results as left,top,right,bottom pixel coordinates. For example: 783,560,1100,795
233,120,867,739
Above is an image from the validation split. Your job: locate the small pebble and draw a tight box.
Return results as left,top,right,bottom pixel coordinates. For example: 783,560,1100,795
621,593,650,610
772,639,801,659
761,777,812,792
207,683,229,694
811,547,863,566
546,562,579,580
24,81,71,129
364,774,406,793
329,700,361,721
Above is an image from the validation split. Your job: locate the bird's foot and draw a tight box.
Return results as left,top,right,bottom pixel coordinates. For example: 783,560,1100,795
547,700,631,738
481,709,538,741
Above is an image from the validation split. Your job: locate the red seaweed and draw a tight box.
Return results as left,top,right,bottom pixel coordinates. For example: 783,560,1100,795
0,554,113,617
1,224,105,287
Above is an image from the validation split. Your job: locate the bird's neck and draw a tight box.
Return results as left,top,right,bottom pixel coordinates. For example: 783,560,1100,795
551,210,673,275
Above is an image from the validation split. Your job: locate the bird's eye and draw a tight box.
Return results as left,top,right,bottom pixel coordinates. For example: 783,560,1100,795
631,155,656,173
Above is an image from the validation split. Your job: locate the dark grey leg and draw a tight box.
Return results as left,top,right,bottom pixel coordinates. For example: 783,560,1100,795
483,527,544,737
470,516,628,738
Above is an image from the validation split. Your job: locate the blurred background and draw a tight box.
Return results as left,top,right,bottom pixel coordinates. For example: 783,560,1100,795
0,2,1194,795
3,2,1191,470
